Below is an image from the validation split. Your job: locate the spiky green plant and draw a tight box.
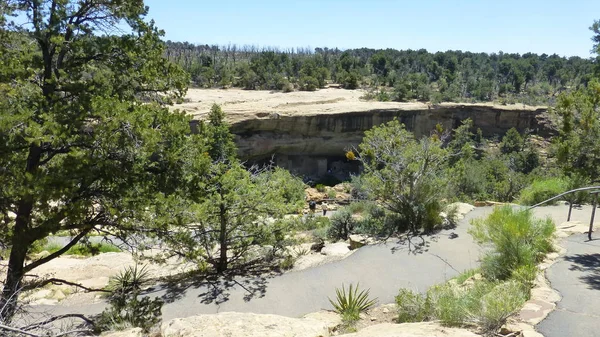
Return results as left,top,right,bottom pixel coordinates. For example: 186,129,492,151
329,283,377,323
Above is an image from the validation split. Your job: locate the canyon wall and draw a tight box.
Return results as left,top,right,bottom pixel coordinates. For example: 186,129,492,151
179,90,553,178
222,104,553,177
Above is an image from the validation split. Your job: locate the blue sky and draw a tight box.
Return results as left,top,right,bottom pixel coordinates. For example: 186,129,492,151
144,0,600,58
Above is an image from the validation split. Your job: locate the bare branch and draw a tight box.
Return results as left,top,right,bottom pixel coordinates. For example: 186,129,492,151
24,227,92,273
22,277,110,293
20,313,95,332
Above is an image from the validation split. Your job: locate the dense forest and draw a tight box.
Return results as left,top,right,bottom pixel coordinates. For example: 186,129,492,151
165,41,596,105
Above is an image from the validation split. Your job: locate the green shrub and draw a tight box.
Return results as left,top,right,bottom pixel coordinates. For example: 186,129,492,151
315,184,326,192
329,283,377,324
452,269,479,284
98,265,163,332
327,189,337,199
42,242,121,256
500,128,523,154
281,80,294,93
469,206,555,281
376,89,391,102
347,201,368,214
312,226,329,241
396,288,430,322
403,279,527,332
474,280,528,332
299,75,318,91
426,282,480,326
279,254,295,270
296,215,330,231
518,177,566,206
327,209,356,240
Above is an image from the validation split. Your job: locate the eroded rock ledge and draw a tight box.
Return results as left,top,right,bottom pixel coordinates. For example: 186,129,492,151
177,89,553,177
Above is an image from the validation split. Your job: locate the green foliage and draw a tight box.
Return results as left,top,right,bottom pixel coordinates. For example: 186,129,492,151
518,177,567,206
553,79,600,181
397,203,557,334
327,209,355,240
500,128,524,154
98,265,162,332
279,255,295,270
469,206,555,281
285,214,330,231
474,280,529,332
358,120,447,233
396,288,430,322
397,280,528,333
167,106,306,273
453,269,479,284
0,0,199,321
42,242,121,256
327,189,337,199
315,184,327,192
299,76,319,91
167,42,593,105
329,283,377,324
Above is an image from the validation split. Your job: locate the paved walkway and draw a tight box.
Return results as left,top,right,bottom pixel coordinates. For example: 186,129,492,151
30,207,490,321
30,204,600,334
536,205,600,337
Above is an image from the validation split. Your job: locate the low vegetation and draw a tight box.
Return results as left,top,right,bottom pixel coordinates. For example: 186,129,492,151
39,242,121,257
470,206,555,281
2,0,600,334
395,207,555,334
518,177,567,206
329,283,377,326
98,265,163,333
166,41,593,106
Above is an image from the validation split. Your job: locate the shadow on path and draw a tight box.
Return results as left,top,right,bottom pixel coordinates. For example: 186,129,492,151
146,261,281,306
565,253,600,290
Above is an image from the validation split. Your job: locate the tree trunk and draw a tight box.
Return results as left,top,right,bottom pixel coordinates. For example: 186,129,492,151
0,235,28,323
1,145,40,323
216,203,228,273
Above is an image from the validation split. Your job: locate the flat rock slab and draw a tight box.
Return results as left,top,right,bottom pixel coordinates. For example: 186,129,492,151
321,242,351,257
161,312,333,337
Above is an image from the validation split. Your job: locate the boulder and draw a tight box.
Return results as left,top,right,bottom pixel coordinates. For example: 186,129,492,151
321,242,350,257
310,239,325,252
348,234,371,250
161,312,332,337
446,202,475,221
338,322,479,337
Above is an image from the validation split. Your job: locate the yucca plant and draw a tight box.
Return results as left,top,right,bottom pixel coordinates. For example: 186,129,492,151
98,264,163,332
329,283,377,323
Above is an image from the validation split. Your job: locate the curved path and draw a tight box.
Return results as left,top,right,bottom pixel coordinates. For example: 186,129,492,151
26,204,600,335
30,207,491,321
535,205,600,337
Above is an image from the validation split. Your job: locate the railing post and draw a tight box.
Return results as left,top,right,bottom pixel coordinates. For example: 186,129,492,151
568,202,573,221
589,192,600,241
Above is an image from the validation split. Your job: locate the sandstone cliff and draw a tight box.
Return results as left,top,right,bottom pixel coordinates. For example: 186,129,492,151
176,89,553,177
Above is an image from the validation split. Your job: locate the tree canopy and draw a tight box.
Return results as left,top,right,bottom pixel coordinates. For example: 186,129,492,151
0,0,199,323
165,42,594,105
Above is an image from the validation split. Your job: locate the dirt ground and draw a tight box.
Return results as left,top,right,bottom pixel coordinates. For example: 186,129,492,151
173,88,542,123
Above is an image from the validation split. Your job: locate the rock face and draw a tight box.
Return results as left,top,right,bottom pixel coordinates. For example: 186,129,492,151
161,312,334,337
229,105,551,177
179,89,552,177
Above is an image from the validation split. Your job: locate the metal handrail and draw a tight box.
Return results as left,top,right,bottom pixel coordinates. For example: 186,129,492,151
526,186,600,241
526,186,600,210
